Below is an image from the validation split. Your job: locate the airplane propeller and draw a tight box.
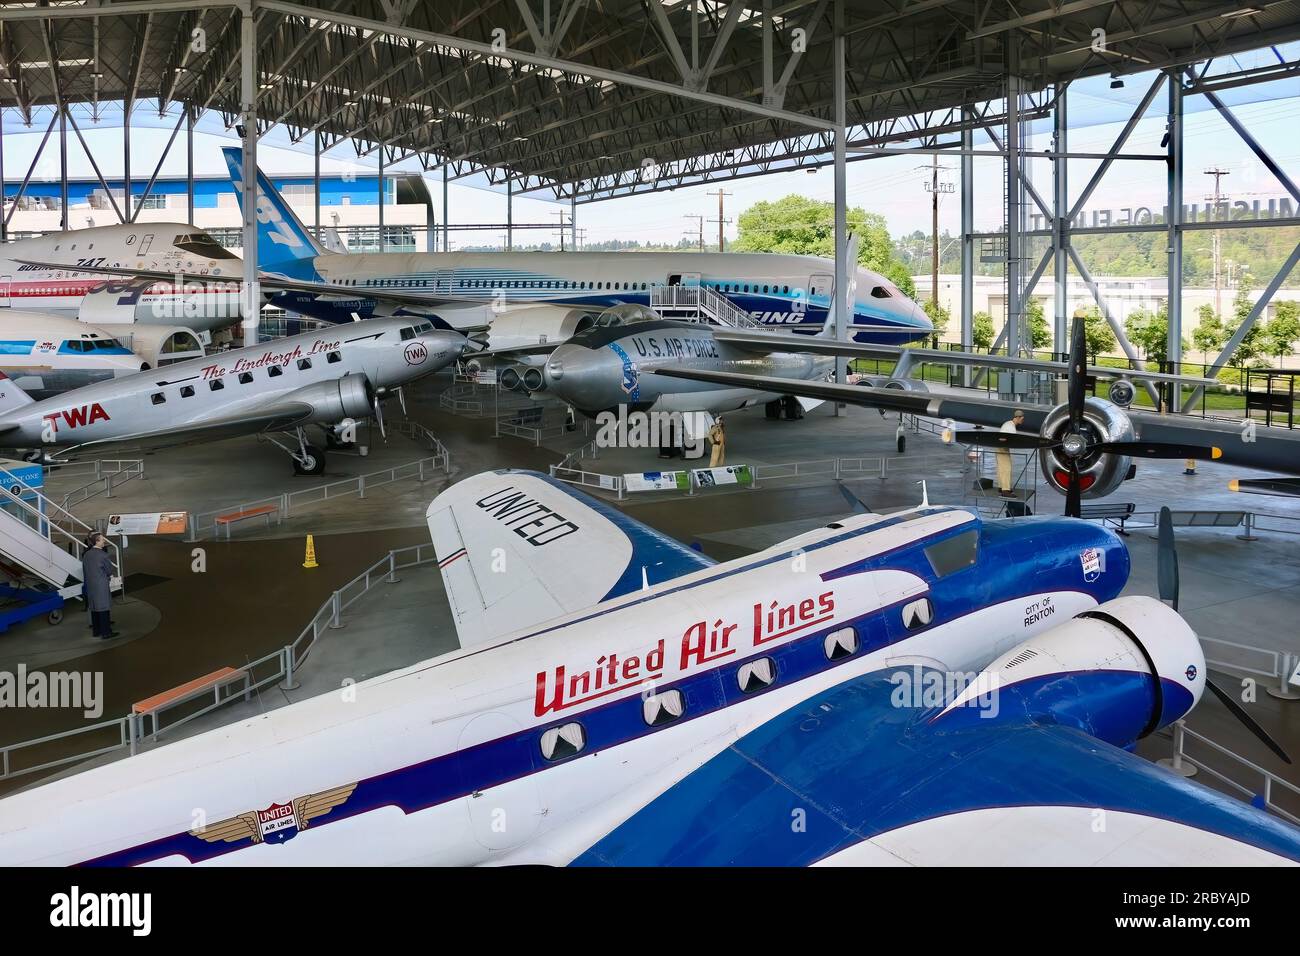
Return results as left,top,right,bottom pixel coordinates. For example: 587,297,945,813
1229,477,1300,498
373,395,387,438
953,314,1221,517
1156,505,1292,765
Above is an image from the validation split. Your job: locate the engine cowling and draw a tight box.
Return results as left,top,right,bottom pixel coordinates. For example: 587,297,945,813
856,375,929,393
1038,397,1135,500
97,324,205,368
940,596,1205,746
288,373,374,423
487,305,602,356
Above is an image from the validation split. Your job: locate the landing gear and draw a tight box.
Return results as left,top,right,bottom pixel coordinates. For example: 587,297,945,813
765,396,804,420
266,428,328,476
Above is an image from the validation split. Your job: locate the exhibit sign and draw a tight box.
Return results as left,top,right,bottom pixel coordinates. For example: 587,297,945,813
624,471,688,492
692,465,752,488
106,512,189,536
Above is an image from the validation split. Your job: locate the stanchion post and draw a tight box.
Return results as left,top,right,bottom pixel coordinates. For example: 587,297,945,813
328,591,345,629
1237,512,1259,542
281,645,300,691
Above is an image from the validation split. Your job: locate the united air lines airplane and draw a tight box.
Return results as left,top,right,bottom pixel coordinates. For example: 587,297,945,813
2,470,1299,866
0,316,467,474
219,148,932,347
0,311,147,399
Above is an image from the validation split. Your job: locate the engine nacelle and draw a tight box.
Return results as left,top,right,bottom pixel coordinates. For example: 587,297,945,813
941,596,1205,746
289,373,374,423
856,375,929,393
487,306,602,358
97,324,205,368
1038,397,1134,500
499,365,544,393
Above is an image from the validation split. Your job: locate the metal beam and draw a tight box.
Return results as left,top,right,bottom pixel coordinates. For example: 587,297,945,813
1067,244,1161,405
241,3,260,346
1067,74,1165,222
1166,71,1184,410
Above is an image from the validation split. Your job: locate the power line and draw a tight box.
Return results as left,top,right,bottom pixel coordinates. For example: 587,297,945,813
707,189,732,252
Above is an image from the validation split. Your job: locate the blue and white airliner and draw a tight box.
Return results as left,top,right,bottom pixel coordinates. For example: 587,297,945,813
219,148,932,346
3,469,1299,866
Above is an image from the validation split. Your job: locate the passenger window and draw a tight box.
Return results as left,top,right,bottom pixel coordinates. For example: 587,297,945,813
823,627,859,661
642,689,685,727
238,372,253,384
737,658,776,694
539,722,586,761
180,385,195,398
902,597,934,631
209,379,224,391
924,529,979,577
327,351,342,363
297,358,312,370
150,392,165,405
268,365,283,377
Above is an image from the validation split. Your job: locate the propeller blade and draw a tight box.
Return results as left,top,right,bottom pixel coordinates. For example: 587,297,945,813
373,397,387,439
1206,677,1293,765
1098,441,1222,461
1064,461,1082,518
1067,312,1087,430
1156,506,1179,611
397,386,408,417
1229,477,1300,498
954,430,1055,451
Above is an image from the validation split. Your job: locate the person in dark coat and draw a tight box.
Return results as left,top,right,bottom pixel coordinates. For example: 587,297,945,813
81,532,117,639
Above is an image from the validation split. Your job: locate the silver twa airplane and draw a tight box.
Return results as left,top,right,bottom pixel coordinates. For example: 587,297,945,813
0,317,468,475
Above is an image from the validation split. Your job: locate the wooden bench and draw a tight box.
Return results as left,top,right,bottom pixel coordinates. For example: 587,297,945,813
1079,501,1136,535
214,504,279,540
132,666,250,739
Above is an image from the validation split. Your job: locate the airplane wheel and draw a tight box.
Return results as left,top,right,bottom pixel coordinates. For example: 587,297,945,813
293,445,326,476
47,609,63,626
764,400,782,420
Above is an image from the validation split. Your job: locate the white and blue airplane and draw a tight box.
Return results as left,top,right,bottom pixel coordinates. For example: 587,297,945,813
217,148,932,347
2,470,1298,865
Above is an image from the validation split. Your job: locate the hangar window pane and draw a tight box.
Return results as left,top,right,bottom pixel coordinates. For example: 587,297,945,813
643,689,686,727
539,722,586,762
823,627,858,661
150,392,165,405
238,372,253,384
738,658,776,694
209,379,224,391
924,529,979,577
180,386,195,398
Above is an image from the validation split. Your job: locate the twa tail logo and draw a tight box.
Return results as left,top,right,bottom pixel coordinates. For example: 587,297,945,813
44,403,110,432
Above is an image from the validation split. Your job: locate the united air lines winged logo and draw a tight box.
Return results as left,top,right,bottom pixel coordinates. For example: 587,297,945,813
190,783,357,846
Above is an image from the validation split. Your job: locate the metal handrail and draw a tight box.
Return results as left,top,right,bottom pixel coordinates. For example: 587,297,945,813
0,465,122,579
59,459,146,510
1162,721,1300,825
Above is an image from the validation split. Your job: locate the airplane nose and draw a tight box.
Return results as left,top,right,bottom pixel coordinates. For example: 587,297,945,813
543,343,627,411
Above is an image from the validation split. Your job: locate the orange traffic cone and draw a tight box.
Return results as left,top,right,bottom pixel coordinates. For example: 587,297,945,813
302,534,319,569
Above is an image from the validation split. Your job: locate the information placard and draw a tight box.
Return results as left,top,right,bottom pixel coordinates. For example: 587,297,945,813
623,471,688,492
106,512,188,536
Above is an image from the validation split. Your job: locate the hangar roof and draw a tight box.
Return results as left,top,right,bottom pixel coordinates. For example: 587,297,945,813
0,0,1296,202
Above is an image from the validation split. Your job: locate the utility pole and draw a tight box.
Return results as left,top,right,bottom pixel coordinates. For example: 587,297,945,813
1205,167,1230,316
551,210,568,251
684,214,704,251
919,156,953,311
707,189,731,252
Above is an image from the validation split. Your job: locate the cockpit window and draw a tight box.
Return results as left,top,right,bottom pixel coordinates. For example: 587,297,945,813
173,233,239,260
400,326,417,341
93,339,123,350
924,529,979,577
870,286,893,299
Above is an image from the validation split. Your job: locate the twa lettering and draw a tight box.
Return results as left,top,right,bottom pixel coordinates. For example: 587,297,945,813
534,589,836,717
43,403,110,432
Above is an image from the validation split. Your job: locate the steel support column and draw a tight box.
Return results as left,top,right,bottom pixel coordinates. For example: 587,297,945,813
314,131,321,242
186,107,195,226
58,106,67,229
960,107,973,386
1166,73,1184,411
1,106,6,243
442,164,448,252
832,0,847,411
506,178,513,251
1005,70,1023,362
240,2,259,345
1068,246,1161,404
570,193,577,251
1052,84,1069,355
378,147,385,253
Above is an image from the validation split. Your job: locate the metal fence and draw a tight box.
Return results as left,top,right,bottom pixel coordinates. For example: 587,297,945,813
184,427,450,541
57,459,146,510
1160,721,1300,825
0,543,441,783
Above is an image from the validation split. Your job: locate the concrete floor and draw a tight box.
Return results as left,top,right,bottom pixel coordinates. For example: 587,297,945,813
4,372,1300,819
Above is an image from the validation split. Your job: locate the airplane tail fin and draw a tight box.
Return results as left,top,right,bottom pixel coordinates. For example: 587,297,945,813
817,231,859,338
0,372,35,415
221,147,329,272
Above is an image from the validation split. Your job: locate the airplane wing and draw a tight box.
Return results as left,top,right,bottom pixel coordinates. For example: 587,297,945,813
426,469,715,650
63,401,318,453
653,366,1300,475
11,259,470,310
574,668,1300,866
712,327,1218,386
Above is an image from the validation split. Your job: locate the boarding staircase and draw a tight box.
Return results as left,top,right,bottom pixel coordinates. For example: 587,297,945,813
649,283,766,330
0,466,121,597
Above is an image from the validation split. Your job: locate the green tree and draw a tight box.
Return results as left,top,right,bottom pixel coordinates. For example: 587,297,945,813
1261,300,1300,363
732,194,916,298
1122,302,1186,366
1191,304,1227,363
1229,280,1267,367
1025,297,1052,352
972,310,994,350
1077,306,1116,362
921,299,949,335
